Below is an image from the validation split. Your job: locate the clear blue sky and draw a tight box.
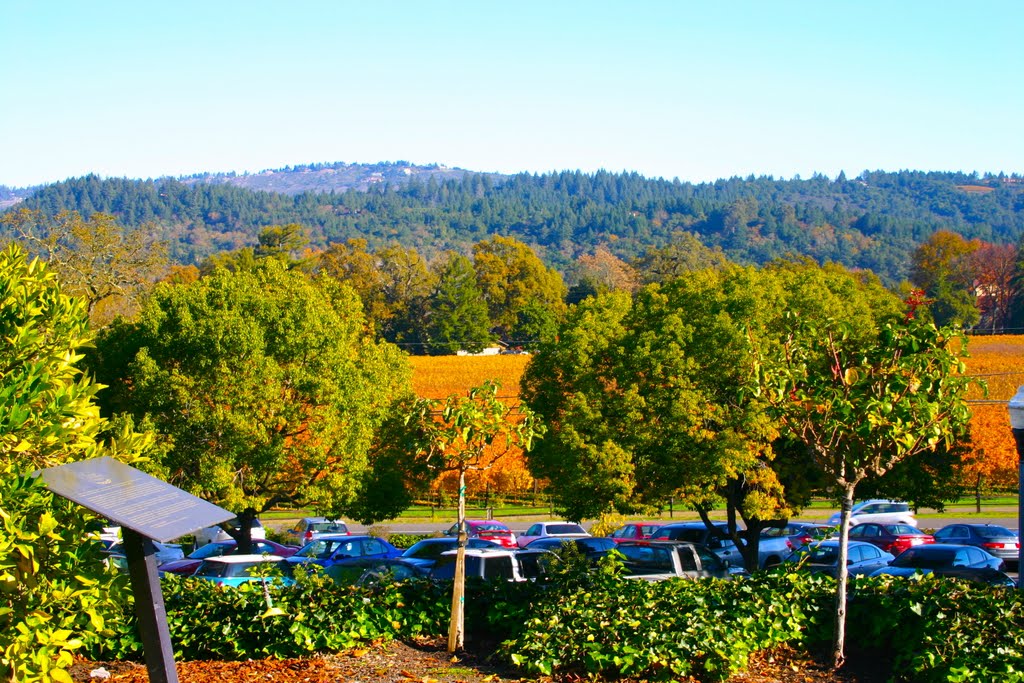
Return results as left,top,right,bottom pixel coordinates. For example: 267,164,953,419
2,1,1021,188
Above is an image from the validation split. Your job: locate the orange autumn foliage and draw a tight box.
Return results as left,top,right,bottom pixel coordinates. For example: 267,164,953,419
408,355,534,497
961,335,1024,489
407,335,1024,497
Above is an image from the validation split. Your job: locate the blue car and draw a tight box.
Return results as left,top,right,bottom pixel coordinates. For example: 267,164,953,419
287,534,401,568
192,554,295,587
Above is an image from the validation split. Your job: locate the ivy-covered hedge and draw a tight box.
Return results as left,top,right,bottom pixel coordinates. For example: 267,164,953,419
87,563,1024,683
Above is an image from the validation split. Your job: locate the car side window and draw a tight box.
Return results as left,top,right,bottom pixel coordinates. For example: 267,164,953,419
862,545,879,559
362,539,382,555
485,556,514,580
848,546,863,563
966,547,986,565
525,524,540,536
677,547,698,571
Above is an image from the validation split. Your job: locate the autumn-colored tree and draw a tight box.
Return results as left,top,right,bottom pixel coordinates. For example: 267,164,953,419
632,231,730,285
567,246,639,304
968,242,1019,331
3,208,167,327
910,229,981,327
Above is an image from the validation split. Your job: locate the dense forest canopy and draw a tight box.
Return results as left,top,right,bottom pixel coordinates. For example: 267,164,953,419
3,167,1023,284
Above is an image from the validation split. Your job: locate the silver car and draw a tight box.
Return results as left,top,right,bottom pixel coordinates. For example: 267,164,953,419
932,523,1019,568
827,500,917,528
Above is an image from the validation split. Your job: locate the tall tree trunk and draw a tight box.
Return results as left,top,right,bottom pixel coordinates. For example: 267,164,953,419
447,469,467,653
832,484,856,670
975,472,982,514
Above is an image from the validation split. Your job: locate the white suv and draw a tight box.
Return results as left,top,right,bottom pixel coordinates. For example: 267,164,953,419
827,500,917,528
194,517,266,546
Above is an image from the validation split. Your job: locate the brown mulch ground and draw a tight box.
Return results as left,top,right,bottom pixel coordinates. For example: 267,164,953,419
70,638,886,683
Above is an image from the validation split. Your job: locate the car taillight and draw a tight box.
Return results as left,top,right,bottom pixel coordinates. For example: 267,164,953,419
786,540,794,550
304,530,312,543
796,535,811,546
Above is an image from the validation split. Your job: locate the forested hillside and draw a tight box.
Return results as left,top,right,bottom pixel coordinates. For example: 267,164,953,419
5,168,1024,283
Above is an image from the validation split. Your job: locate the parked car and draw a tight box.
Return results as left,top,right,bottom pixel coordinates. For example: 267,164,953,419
827,500,917,527
932,523,1020,568
283,517,350,545
870,543,1013,586
524,536,617,562
356,559,431,586
158,539,299,576
516,521,590,548
614,541,736,581
399,537,501,569
609,522,665,543
324,557,430,586
443,520,518,548
648,521,792,569
287,534,401,569
761,522,835,550
193,517,266,547
429,547,554,582
192,554,294,587
103,540,185,566
849,523,934,556
785,540,894,578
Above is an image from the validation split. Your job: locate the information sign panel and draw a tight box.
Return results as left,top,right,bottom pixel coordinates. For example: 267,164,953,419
39,456,233,542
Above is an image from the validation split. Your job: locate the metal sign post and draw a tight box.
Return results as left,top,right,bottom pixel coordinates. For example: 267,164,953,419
38,456,234,682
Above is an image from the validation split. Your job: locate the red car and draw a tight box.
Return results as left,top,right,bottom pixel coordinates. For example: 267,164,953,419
609,522,665,543
158,539,299,576
444,520,518,549
849,522,934,556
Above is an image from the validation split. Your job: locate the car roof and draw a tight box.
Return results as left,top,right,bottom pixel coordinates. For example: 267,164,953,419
300,516,345,523
204,554,286,564
658,521,729,528
309,533,375,541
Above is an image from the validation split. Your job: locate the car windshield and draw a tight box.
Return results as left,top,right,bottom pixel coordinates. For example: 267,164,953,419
474,523,510,532
546,524,585,534
404,540,454,559
884,525,922,535
653,527,707,543
891,548,955,569
807,546,840,565
190,543,232,560
310,522,348,533
975,526,1015,538
195,561,229,578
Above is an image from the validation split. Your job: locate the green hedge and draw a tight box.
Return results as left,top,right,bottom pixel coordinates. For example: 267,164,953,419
86,561,1024,682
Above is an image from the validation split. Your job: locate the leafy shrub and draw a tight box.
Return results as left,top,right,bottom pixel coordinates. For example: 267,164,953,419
157,569,450,660
588,512,626,538
847,574,1024,682
386,532,436,549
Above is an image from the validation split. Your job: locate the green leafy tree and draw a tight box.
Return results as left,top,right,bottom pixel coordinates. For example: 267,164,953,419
523,262,906,570
426,253,492,356
0,243,153,681
88,258,412,551
472,236,566,339
751,304,975,669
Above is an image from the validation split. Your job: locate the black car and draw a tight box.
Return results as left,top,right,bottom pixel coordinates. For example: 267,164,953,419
524,536,617,562
870,543,1014,586
932,523,1019,568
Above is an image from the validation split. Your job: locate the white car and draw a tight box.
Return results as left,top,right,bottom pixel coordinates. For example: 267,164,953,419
194,517,267,547
827,500,917,528
516,521,590,548
103,540,185,567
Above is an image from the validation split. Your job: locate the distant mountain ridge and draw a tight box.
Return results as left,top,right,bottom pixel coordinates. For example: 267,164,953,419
178,160,494,195
4,164,1023,285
